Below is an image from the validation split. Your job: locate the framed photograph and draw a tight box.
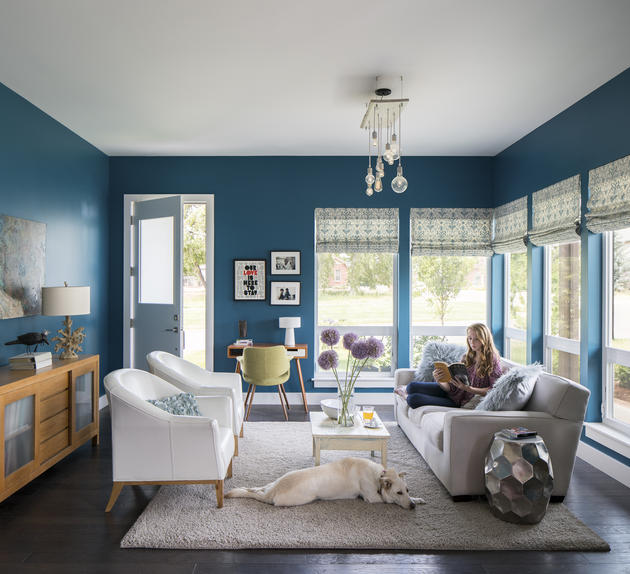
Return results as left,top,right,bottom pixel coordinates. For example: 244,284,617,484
270,281,300,306
270,251,301,275
234,259,266,301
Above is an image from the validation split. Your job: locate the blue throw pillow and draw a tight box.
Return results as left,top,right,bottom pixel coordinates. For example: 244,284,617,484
414,341,466,382
147,392,202,416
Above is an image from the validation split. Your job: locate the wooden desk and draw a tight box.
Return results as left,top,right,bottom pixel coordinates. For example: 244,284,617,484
227,343,308,413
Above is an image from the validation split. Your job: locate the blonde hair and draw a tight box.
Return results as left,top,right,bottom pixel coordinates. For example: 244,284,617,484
464,323,499,379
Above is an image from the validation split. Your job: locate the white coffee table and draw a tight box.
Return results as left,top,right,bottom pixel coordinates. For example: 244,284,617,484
309,411,391,466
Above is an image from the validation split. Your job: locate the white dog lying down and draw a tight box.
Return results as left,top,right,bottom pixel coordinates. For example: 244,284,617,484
226,457,424,509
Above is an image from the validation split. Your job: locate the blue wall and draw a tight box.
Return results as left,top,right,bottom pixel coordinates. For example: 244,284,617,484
109,157,494,392
493,66,630,465
0,83,110,384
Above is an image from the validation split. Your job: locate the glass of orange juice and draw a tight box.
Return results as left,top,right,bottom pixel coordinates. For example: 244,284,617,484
362,405,375,423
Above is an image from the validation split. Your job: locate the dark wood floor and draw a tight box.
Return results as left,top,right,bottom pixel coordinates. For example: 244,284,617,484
1,405,630,574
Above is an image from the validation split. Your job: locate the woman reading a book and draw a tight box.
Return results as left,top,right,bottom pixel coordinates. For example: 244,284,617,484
395,323,502,409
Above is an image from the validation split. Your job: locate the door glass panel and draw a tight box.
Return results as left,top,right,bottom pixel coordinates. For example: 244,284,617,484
4,395,35,476
139,216,174,304
75,372,94,431
183,203,206,368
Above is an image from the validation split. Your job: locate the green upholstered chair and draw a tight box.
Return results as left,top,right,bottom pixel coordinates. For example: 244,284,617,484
240,346,291,421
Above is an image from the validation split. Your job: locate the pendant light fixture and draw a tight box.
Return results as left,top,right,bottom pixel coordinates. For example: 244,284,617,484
360,76,409,196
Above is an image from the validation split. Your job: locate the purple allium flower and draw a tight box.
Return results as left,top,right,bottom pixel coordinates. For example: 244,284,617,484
365,337,385,359
342,332,358,350
317,349,338,370
350,340,370,360
320,328,340,347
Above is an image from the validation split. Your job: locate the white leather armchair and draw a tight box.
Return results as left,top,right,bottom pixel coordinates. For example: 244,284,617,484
146,351,245,455
104,368,234,511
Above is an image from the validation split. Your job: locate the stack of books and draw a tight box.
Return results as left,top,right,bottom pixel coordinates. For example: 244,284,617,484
234,339,253,346
9,351,53,371
499,427,537,440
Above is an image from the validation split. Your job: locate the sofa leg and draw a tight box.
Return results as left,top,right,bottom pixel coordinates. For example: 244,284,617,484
105,482,124,512
550,495,565,503
216,480,224,508
234,435,238,456
452,495,477,502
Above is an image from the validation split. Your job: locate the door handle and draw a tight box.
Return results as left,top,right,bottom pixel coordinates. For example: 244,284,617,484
164,327,179,333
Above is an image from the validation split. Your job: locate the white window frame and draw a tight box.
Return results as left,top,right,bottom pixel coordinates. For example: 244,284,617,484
409,257,492,363
313,254,398,388
601,231,630,435
543,244,580,377
504,253,527,363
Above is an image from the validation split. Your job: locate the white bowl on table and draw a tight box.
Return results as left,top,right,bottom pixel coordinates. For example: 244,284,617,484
320,398,340,420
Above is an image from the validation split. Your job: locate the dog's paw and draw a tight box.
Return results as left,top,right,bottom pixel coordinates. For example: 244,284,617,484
411,496,426,505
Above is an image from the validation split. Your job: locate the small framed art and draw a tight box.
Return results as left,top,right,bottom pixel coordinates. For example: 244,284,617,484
234,259,266,301
270,281,300,305
270,251,301,275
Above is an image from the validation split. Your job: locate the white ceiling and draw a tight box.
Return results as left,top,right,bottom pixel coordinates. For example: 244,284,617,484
1,0,629,157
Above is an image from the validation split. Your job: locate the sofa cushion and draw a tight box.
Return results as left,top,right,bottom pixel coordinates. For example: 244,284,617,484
421,411,445,450
414,341,466,382
476,363,542,411
147,392,202,416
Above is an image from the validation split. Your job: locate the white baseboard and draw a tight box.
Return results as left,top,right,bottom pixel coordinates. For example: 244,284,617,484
99,394,108,410
577,440,630,489
245,392,395,406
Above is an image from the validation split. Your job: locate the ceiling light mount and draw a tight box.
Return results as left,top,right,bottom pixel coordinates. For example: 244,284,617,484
361,76,409,196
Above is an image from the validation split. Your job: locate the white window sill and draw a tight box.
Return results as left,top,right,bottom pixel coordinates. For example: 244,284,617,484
584,422,630,459
313,376,395,389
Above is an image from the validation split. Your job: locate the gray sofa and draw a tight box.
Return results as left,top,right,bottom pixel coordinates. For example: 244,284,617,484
394,358,590,500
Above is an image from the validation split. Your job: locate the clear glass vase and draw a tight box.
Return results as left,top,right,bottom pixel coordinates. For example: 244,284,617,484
337,390,356,426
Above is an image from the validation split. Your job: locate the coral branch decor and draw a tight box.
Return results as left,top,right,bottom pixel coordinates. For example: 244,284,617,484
317,329,384,426
52,316,86,359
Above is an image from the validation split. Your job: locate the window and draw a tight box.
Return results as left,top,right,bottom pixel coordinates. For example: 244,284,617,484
317,252,396,376
411,255,489,364
544,241,581,381
603,227,630,430
505,251,527,363
315,208,398,383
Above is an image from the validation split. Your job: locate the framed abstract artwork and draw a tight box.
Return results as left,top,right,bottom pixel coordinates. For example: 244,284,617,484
233,259,266,301
0,215,46,319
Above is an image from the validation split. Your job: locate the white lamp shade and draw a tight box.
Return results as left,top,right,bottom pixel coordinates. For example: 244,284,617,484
42,286,90,316
279,317,301,329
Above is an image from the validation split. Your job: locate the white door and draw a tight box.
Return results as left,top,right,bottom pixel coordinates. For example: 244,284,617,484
132,196,183,369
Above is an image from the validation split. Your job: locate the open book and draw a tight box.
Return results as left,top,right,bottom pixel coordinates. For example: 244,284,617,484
433,361,469,385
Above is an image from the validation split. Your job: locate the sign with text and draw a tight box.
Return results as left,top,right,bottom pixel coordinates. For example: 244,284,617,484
234,259,266,301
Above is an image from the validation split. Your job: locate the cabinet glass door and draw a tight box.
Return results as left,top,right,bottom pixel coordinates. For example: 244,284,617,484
4,395,35,477
75,372,94,431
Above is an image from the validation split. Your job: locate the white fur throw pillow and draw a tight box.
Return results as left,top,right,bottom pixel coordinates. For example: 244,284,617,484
476,363,542,411
414,341,466,382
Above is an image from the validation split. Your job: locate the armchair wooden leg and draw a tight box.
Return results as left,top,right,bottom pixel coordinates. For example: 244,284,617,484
240,422,244,438
227,459,233,479
105,482,124,512
279,384,290,410
216,480,224,508
246,385,256,421
234,435,239,456
277,386,289,420
244,384,253,411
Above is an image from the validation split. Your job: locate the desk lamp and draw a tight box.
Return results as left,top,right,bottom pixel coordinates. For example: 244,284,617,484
42,282,90,359
279,317,301,347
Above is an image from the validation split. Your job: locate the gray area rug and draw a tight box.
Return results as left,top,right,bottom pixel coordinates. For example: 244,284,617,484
121,422,609,551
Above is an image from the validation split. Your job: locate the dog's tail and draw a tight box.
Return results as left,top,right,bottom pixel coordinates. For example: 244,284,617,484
225,485,273,503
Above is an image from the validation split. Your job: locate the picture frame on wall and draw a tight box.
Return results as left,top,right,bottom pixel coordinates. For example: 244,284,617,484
270,281,300,306
234,259,266,301
270,251,301,275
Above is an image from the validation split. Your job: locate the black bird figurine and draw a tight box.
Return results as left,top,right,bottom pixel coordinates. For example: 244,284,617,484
5,331,50,353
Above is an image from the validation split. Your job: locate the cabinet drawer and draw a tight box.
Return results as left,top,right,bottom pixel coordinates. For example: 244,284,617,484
40,374,69,401
40,409,69,442
40,429,69,462
40,391,69,421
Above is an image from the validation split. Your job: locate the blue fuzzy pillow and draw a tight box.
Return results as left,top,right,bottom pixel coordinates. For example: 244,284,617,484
414,341,467,382
147,392,202,416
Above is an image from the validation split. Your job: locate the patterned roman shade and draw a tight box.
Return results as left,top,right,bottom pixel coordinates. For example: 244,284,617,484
529,175,581,246
586,154,630,233
315,208,399,253
492,196,528,254
410,208,494,256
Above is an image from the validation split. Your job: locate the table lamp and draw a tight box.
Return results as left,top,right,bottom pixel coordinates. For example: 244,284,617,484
42,282,91,359
279,317,301,346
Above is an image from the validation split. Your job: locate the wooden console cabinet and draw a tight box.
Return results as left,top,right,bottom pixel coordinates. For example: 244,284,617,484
0,354,99,503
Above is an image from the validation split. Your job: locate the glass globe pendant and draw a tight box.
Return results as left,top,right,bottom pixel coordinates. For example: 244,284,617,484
383,143,394,165
391,165,408,194
365,186,374,196
374,176,383,192
365,166,375,186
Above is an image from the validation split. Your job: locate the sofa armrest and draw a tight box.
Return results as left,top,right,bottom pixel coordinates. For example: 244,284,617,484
394,368,415,388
